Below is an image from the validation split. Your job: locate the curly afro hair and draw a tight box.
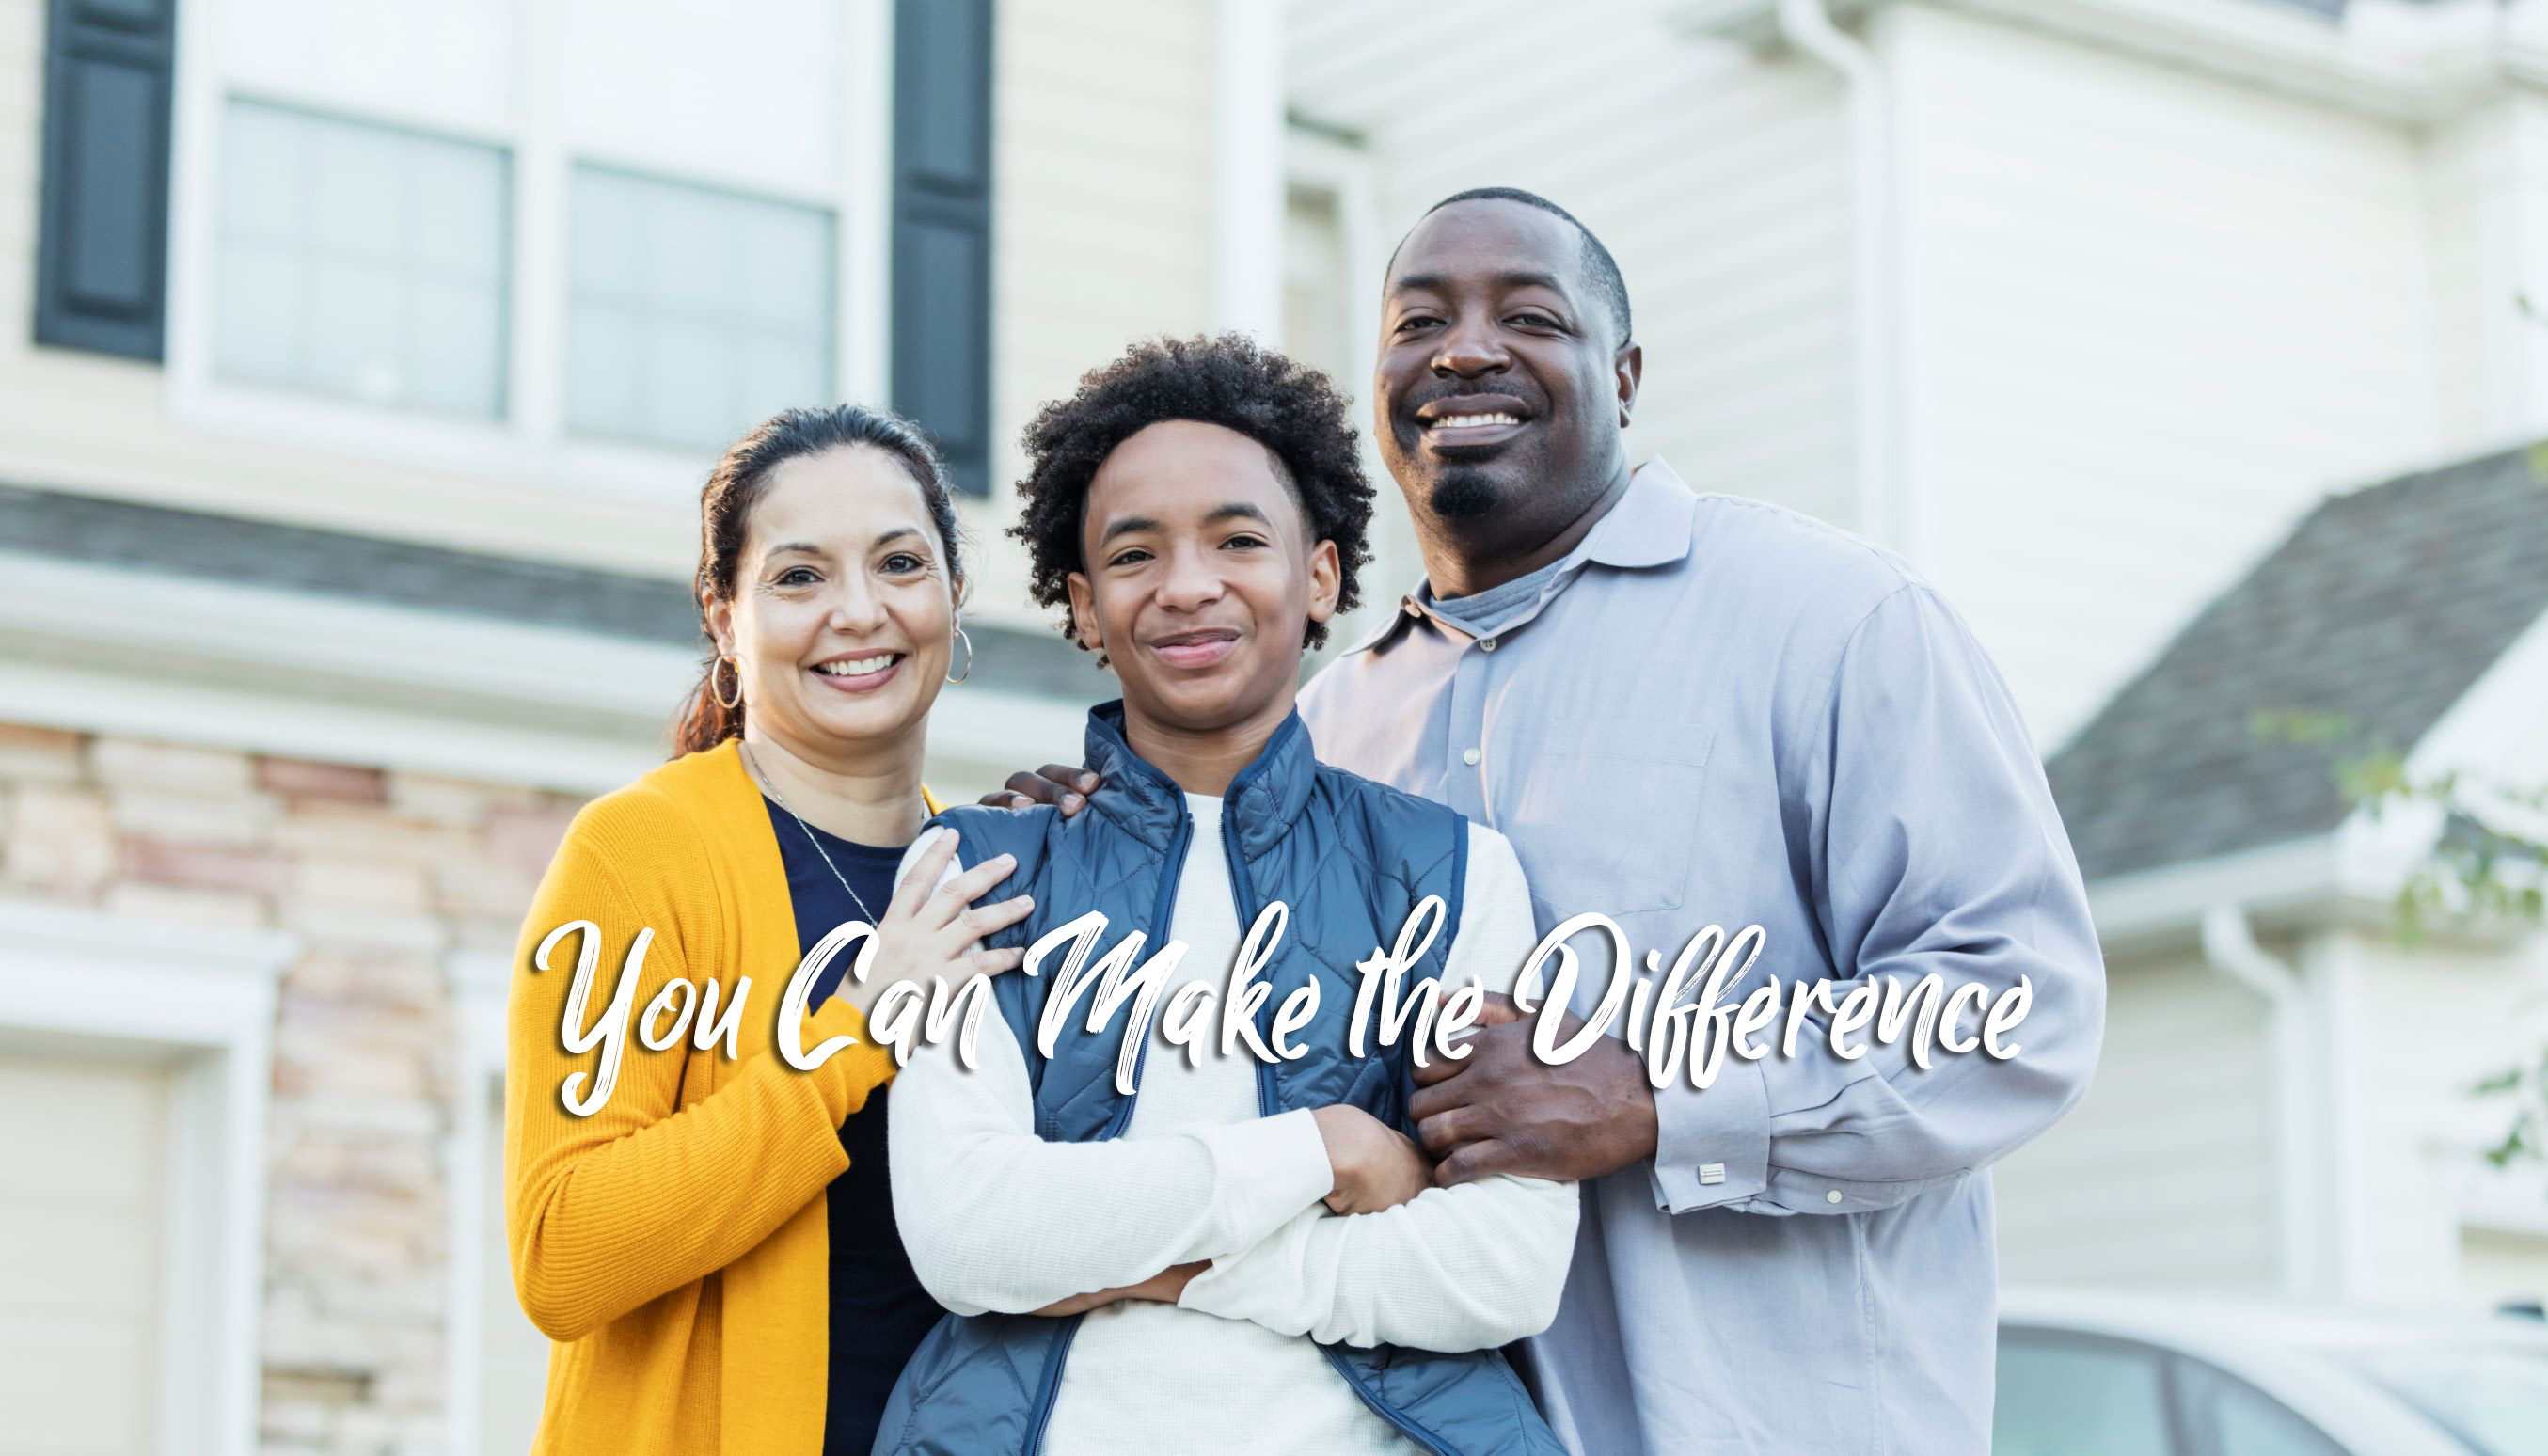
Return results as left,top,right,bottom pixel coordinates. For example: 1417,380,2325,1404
1011,333,1375,655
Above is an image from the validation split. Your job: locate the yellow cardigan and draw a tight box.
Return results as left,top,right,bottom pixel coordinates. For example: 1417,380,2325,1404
504,739,934,1455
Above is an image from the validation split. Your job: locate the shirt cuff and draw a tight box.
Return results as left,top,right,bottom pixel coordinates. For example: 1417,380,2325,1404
1191,1105,1333,1224
1177,1202,1317,1322
1650,1053,1770,1214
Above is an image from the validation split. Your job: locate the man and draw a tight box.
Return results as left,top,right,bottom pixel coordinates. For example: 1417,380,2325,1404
996,190,2106,1455
881,334,1576,1455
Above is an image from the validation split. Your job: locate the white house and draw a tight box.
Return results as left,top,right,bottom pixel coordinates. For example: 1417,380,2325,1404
8,0,2546,1452
1282,0,2548,1306
1284,0,2548,747
2022,444,2548,1307
0,2,1300,1452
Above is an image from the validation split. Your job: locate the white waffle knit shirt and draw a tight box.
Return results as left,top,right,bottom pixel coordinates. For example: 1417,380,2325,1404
886,794,1575,1455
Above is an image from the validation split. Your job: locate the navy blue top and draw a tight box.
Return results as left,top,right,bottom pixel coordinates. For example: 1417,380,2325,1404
761,799,943,1456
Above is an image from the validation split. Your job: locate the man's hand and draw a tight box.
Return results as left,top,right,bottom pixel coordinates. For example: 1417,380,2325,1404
1028,1261,1206,1317
979,765,1100,816
1311,1104,1432,1214
1409,992,1658,1185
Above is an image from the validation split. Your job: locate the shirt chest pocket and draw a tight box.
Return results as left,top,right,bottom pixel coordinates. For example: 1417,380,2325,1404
1505,718,1714,915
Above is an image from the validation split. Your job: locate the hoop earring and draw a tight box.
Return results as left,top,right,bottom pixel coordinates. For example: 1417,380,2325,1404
712,656,744,710
946,625,973,685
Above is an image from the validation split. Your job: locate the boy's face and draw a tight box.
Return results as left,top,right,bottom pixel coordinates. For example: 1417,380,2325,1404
1068,419,1340,740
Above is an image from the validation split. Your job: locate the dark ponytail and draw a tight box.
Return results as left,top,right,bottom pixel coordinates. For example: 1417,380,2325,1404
672,404,965,757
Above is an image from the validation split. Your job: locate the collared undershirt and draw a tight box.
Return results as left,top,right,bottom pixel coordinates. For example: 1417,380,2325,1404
1426,556,1568,639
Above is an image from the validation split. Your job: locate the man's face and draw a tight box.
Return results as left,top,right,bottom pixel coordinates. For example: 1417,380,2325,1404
1067,419,1340,737
1375,199,1637,560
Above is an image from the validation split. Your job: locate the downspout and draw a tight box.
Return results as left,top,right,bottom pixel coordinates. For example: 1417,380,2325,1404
2199,904,2319,1296
1776,0,1905,562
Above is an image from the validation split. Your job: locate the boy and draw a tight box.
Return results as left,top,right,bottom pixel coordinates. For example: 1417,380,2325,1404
875,335,1574,1456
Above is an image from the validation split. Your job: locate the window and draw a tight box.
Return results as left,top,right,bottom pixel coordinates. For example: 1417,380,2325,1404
1996,1331,2177,1456
163,0,906,501
566,166,835,452
2174,1359,2346,1456
215,100,510,419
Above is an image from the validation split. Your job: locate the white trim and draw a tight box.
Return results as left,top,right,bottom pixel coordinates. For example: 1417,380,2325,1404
1780,0,1902,559
0,546,1087,793
443,952,518,1456
1673,0,2548,122
4,657,666,796
1284,125,1409,663
512,0,571,451
0,552,701,721
841,0,896,409
0,901,293,1456
1281,133,1384,354
1211,0,1287,340
2300,929,2377,1299
2086,835,2347,946
160,0,894,503
2461,1162,2548,1239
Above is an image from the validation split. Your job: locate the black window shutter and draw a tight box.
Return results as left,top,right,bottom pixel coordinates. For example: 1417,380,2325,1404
890,0,994,497
35,0,176,360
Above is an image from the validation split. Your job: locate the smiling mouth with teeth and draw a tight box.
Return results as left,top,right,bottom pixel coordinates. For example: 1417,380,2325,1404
1431,412,1523,430
814,653,902,677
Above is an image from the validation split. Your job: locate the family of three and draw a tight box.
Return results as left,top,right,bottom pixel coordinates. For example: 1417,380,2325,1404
504,188,2106,1456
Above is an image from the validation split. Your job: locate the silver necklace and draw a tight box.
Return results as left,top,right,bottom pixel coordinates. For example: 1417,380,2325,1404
742,742,905,926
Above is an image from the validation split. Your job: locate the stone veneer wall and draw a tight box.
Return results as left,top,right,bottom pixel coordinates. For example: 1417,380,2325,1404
0,721,589,1455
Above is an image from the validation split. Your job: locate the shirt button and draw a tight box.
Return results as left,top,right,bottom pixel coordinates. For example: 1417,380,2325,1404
1826,1190,1844,1205
1403,601,1422,617
1479,636,1498,652
1462,748,1481,767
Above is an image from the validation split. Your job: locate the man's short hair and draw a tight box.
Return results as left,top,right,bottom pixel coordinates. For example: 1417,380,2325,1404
1407,186,1634,350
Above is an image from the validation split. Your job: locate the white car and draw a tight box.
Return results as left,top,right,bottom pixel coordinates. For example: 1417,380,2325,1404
1996,1290,2548,1455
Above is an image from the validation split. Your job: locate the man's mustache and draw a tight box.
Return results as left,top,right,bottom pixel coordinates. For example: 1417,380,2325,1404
1394,384,1544,419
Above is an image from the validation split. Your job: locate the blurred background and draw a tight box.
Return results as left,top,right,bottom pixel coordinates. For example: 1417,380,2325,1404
3,0,2546,1452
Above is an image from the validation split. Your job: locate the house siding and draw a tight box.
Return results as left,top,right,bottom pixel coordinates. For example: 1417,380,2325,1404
1285,0,1859,538
1882,4,2436,748
973,0,1216,637
1993,949,2280,1291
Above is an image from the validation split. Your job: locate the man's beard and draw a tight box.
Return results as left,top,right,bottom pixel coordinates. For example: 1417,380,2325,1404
1428,465,1502,520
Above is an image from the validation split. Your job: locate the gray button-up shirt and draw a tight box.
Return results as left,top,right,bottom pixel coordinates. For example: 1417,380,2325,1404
1300,459,2105,1456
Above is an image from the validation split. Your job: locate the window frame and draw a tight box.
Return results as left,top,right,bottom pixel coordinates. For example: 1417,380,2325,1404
1997,1324,2355,1456
1997,1325,2191,1455
0,900,293,1456
161,0,894,508
559,159,845,455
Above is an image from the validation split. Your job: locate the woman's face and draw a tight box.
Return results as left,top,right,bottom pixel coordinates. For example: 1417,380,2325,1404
707,446,957,769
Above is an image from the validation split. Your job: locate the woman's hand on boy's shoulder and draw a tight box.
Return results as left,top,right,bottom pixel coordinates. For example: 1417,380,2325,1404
979,765,1100,816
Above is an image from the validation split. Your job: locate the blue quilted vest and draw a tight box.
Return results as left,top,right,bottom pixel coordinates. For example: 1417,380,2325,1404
869,703,1564,1456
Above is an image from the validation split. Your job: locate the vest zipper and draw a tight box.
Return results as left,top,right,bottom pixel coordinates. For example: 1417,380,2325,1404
1022,802,1194,1456
1320,1346,1461,1456
1221,797,1463,1456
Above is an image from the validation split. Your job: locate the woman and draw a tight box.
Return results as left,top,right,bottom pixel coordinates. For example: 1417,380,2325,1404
504,404,1035,1456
